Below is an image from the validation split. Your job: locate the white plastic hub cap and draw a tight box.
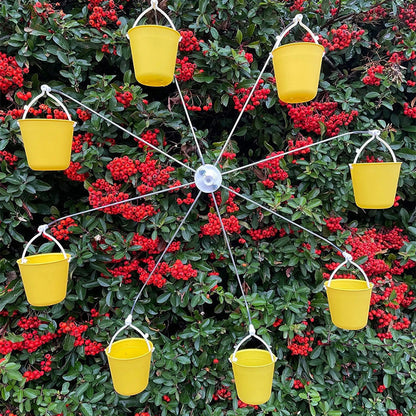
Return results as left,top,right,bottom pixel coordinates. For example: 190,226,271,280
194,164,222,193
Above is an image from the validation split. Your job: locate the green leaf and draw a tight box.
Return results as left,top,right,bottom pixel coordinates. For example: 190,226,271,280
80,403,93,416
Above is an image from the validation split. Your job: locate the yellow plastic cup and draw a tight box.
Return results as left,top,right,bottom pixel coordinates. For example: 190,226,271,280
230,348,276,405
17,253,71,307
324,279,374,330
18,119,75,170
272,42,325,103
350,162,401,209
128,25,180,87
106,338,153,396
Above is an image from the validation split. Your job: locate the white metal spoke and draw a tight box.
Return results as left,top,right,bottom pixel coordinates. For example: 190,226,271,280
129,191,202,314
47,182,194,228
214,55,272,166
51,88,195,173
211,193,253,326
221,185,343,253
174,77,206,165
222,130,373,177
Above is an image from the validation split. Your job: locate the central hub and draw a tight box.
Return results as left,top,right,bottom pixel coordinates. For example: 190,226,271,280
194,164,222,193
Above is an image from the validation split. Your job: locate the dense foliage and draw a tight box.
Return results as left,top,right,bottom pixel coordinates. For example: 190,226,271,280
1,0,416,415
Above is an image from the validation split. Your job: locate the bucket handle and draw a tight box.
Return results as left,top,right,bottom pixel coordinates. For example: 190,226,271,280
353,130,397,164
128,0,178,34
229,324,276,363
20,85,74,122
272,14,322,51
325,254,371,289
107,314,154,354
20,225,70,264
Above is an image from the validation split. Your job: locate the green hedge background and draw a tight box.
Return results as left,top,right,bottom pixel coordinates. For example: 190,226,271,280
0,0,416,415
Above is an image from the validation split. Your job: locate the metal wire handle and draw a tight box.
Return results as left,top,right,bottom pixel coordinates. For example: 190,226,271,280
325,256,371,289
230,324,276,363
353,130,397,164
107,314,153,353
21,84,74,121
128,0,179,37
20,225,70,264
272,14,321,51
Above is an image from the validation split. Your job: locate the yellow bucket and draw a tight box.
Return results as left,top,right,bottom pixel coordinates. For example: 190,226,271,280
18,119,75,171
17,252,71,307
230,348,276,405
128,25,180,87
106,338,153,396
272,42,325,103
350,162,401,209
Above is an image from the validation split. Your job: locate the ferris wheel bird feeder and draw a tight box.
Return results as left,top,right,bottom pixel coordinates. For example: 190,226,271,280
17,225,71,307
271,14,325,103
350,131,401,209
127,0,181,87
17,85,75,171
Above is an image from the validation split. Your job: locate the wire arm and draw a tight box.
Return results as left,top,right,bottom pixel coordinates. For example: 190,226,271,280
214,55,273,166
221,185,344,254
129,191,202,315
174,77,206,165
211,194,253,327
222,130,376,177
50,88,195,173
46,181,195,228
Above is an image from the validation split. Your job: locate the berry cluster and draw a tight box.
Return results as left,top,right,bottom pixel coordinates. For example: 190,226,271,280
0,150,18,167
179,30,202,52
170,259,198,280
183,93,213,111
115,88,133,108
399,4,416,31
304,25,365,52
287,332,314,356
72,132,94,153
324,217,343,233
16,90,32,101
17,316,41,330
285,101,358,137
107,156,139,182
212,386,259,409
200,213,241,236
239,50,253,64
138,153,175,188
388,410,403,416
404,102,416,118
232,79,271,112
363,6,387,22
136,129,166,150
377,384,386,393
248,225,281,241
288,136,313,155
23,354,52,381
34,1,64,20
292,379,306,389
177,192,195,205
87,0,123,29
50,217,77,241
363,65,384,86
176,56,197,82
0,52,28,95
76,108,91,121
284,0,306,12
64,161,89,182
258,151,288,188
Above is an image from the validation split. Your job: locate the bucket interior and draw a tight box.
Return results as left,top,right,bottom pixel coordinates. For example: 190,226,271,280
106,338,152,360
232,349,275,367
17,253,69,266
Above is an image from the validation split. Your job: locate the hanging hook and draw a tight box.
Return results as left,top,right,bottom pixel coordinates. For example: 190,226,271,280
342,252,353,264
150,0,158,9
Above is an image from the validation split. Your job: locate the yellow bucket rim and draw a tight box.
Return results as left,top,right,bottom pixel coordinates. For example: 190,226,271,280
273,42,325,53
17,253,71,266
324,279,374,292
231,349,276,368
350,162,401,167
127,24,180,36
18,118,75,125
105,338,153,361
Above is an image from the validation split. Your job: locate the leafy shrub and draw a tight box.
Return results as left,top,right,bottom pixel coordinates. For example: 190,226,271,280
0,0,416,415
